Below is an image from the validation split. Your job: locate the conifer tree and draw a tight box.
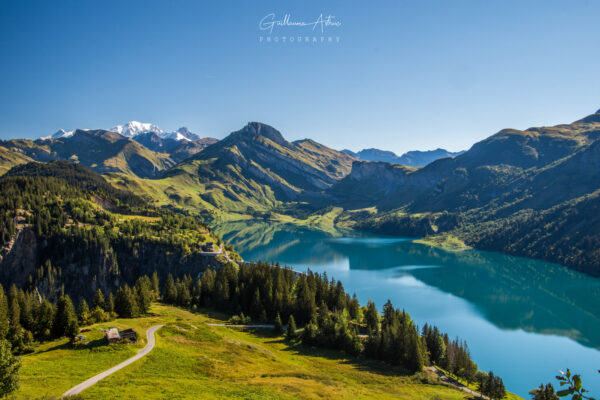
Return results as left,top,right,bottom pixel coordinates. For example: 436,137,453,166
0,339,20,397
176,281,191,307
286,315,297,341
106,293,115,313
0,285,9,339
52,295,78,339
164,274,177,304
529,383,559,400
273,313,283,334
93,289,105,311
135,276,152,314
114,286,139,318
151,271,160,299
76,300,89,325
36,299,54,338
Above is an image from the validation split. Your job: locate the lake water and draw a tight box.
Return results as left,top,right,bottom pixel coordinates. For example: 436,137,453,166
214,221,600,398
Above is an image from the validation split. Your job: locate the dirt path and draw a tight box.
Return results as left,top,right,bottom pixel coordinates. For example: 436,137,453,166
206,323,275,328
61,325,164,398
427,366,488,399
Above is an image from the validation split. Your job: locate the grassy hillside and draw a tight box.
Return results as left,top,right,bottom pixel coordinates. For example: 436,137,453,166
161,123,354,214
0,145,33,175
16,303,487,400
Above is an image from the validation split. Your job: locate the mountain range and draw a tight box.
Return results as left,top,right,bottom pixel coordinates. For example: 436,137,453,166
342,148,465,166
1,111,599,276
51,121,204,141
1,122,218,178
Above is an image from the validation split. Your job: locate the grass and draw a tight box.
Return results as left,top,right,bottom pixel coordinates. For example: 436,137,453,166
17,315,159,399
434,367,523,400
414,234,471,251
16,304,482,400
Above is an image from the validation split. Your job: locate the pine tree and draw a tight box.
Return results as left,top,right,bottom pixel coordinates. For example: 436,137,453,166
106,293,115,313
114,286,139,318
176,281,191,307
250,288,262,318
530,383,559,400
193,279,202,306
286,315,297,341
0,339,20,397
93,289,105,311
201,269,215,305
135,276,152,314
151,271,160,299
7,296,21,347
16,290,33,332
164,274,177,304
0,285,9,339
364,300,379,333
273,313,283,334
301,318,318,345
52,295,78,339
76,300,89,325
36,299,54,338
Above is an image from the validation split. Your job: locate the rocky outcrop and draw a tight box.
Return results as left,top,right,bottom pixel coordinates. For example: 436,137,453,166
0,228,228,303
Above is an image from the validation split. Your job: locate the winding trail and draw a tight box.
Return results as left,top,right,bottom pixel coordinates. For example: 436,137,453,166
61,324,163,398
426,366,488,399
206,323,275,328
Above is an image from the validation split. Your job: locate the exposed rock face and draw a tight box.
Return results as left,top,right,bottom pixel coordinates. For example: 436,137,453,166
0,227,38,289
0,228,226,303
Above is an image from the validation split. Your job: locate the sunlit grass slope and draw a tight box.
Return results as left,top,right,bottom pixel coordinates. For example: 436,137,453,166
17,304,481,400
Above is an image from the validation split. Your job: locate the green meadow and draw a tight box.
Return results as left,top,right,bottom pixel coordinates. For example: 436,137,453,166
16,304,487,400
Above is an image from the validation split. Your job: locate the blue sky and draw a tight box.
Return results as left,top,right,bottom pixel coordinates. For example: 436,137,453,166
1,0,600,153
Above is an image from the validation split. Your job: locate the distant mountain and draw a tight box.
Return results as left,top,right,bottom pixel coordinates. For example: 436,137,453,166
163,122,355,212
1,129,175,178
163,127,202,141
110,121,204,142
332,109,600,276
51,128,75,139
50,122,204,143
111,121,163,137
5,123,218,175
342,147,464,166
3,111,600,276
133,131,217,162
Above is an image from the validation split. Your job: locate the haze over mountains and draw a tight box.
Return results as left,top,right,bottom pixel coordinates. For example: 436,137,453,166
342,148,465,166
1,111,599,275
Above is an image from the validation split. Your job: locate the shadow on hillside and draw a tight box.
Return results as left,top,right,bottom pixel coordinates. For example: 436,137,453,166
39,337,131,353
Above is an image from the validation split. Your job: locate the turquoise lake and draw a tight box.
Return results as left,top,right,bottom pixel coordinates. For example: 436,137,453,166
214,221,600,398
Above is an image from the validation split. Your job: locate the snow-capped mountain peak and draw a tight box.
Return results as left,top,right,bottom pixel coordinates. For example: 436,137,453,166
159,131,192,141
173,127,201,141
42,122,201,143
51,129,75,139
111,121,163,137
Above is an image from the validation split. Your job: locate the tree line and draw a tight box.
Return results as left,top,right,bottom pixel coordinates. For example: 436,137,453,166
0,272,158,354
160,260,505,393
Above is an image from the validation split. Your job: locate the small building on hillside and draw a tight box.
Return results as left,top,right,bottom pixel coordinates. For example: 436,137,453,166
120,328,138,343
106,328,120,343
105,328,137,343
